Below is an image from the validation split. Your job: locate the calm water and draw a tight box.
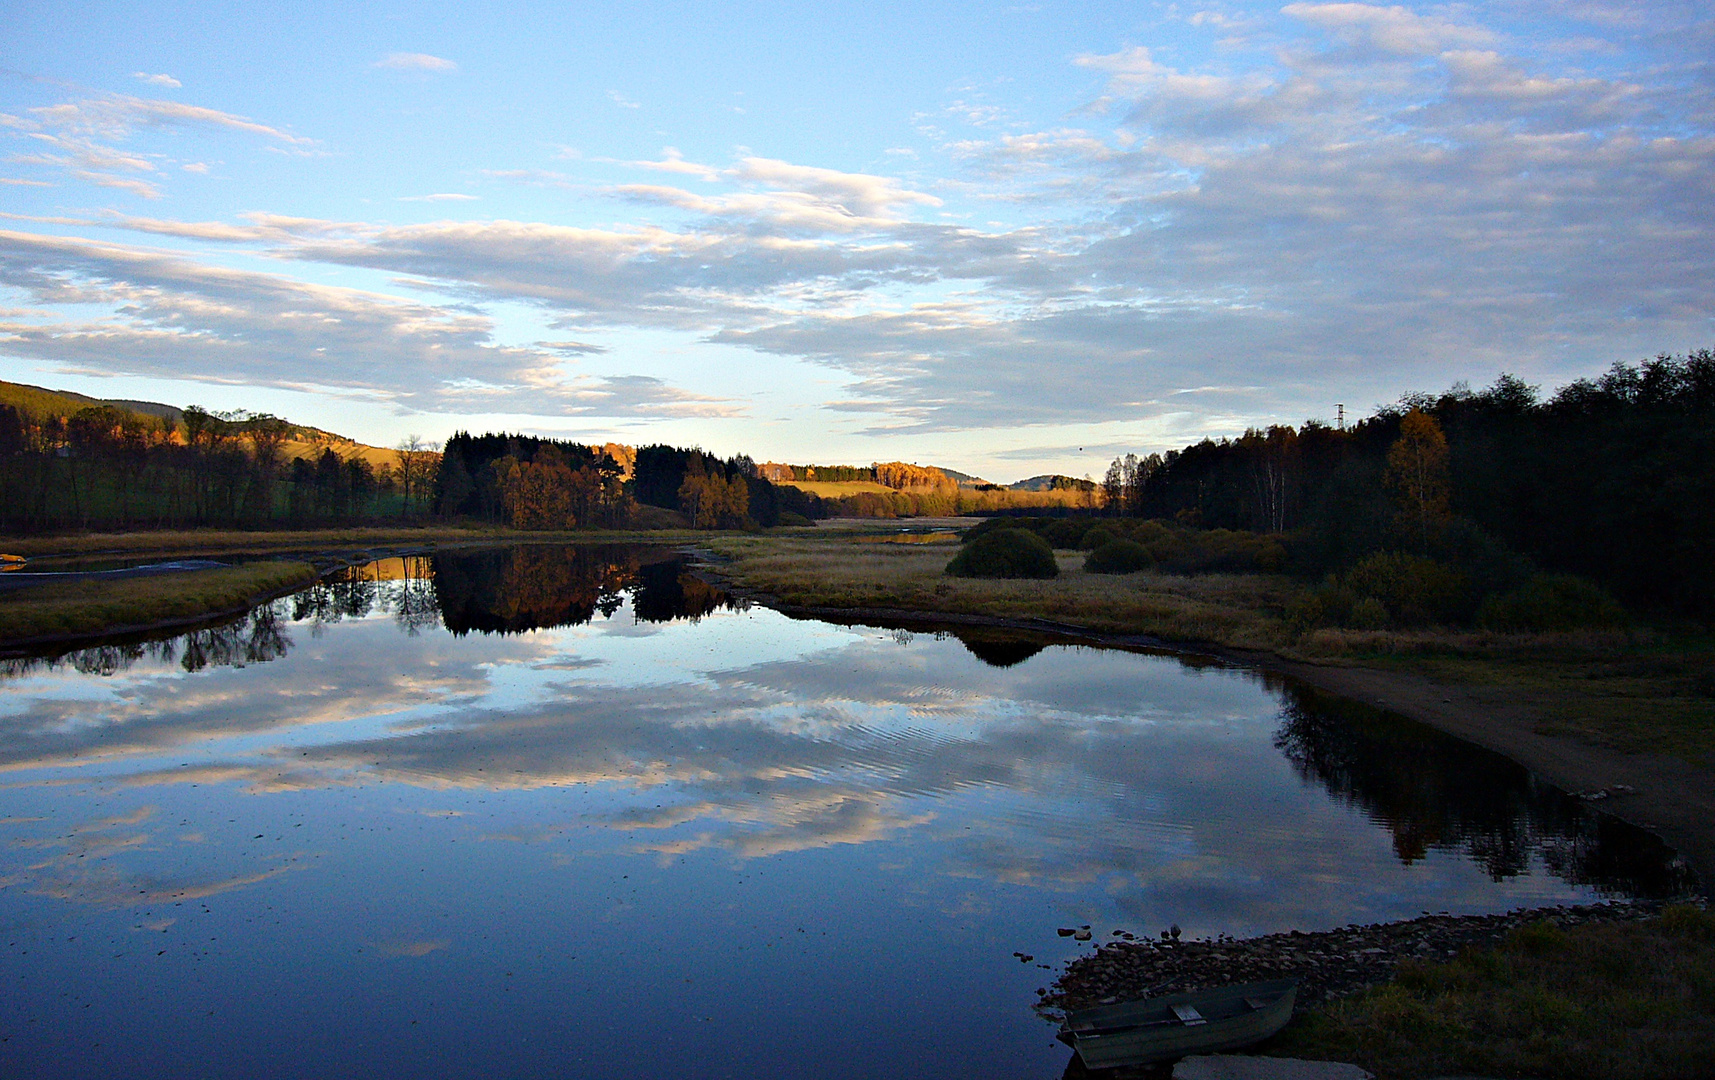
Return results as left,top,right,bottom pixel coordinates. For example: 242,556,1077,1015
0,545,1690,1079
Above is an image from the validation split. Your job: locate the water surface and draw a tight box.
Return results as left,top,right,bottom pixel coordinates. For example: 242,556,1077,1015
0,545,1689,1078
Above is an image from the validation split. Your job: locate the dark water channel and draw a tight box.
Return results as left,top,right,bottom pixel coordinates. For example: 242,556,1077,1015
0,545,1691,1078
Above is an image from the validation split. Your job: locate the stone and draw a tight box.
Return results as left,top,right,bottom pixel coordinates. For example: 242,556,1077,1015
1173,1055,1373,1080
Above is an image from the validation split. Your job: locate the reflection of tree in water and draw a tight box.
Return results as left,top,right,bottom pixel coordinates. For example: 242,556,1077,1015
0,602,293,679
432,546,738,635
943,627,1048,668
1274,682,1695,897
630,557,733,624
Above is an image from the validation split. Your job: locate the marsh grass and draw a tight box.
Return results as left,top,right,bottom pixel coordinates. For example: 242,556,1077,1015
1270,906,1715,1080
0,561,319,644
702,534,1297,648
705,532,1715,764
0,525,707,561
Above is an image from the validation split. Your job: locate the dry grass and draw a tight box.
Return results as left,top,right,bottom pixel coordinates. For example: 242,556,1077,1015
0,561,319,645
702,533,1297,648
0,524,707,561
705,531,1715,766
1270,906,1715,1080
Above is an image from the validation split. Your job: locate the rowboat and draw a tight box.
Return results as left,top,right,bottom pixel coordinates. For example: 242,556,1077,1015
1057,978,1298,1070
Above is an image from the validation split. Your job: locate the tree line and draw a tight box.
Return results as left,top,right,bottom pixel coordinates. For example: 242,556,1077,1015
0,403,436,533
1098,350,1715,614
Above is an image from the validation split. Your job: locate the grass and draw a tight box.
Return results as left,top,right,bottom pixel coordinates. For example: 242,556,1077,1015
0,560,320,644
703,529,1715,765
701,532,1297,649
0,523,707,561
1270,906,1715,1080
779,480,897,497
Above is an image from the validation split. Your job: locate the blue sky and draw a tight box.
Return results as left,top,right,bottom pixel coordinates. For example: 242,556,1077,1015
2,1,1711,480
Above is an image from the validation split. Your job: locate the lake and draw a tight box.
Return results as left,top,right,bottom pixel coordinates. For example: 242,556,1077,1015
0,545,1691,1078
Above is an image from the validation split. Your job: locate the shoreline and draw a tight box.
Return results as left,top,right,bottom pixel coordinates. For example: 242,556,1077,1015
703,583,1715,899
4,530,1708,895
1037,900,1667,1015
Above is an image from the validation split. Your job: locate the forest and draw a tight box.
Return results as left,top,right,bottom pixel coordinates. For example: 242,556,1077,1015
0,400,440,533
1086,350,1713,617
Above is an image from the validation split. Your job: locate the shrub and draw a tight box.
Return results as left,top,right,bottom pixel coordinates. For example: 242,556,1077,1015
1476,573,1627,631
1344,551,1470,625
1079,526,1118,551
1084,539,1152,574
945,529,1059,579
775,511,814,527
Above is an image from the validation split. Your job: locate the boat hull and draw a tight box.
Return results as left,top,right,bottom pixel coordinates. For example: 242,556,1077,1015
1057,979,1298,1070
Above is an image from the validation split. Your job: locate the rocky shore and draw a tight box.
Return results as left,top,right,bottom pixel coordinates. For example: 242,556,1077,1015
1036,901,1664,1016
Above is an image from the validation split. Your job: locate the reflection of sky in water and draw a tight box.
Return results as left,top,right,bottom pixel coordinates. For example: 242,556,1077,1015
0,578,1674,1079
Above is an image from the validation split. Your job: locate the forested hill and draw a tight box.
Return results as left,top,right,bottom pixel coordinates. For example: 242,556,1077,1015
1099,350,1715,614
0,381,184,427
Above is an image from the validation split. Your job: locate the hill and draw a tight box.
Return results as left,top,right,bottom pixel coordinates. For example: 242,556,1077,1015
933,467,993,487
1010,474,1092,491
0,379,403,467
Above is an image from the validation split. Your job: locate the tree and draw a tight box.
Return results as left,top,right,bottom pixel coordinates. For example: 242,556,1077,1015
395,435,441,517
1385,408,1451,550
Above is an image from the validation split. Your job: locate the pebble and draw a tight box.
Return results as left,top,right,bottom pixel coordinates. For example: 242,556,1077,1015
1037,901,1663,1014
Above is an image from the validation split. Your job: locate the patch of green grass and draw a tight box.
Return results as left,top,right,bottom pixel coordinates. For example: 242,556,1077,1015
1270,906,1715,1080
0,561,319,644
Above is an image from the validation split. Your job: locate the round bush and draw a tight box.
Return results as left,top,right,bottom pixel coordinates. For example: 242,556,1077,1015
1476,574,1626,631
1079,526,1118,551
1084,539,1152,574
775,511,814,527
945,529,1058,579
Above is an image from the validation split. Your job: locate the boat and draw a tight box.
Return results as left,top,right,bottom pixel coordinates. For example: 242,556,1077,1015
1057,978,1298,1070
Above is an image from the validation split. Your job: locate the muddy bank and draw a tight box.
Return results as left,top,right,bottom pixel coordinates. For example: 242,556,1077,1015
1037,901,1666,1016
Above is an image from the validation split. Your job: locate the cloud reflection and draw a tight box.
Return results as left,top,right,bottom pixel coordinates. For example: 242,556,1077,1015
0,547,1689,927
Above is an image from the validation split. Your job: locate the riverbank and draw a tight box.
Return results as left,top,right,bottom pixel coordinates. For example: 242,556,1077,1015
1043,902,1715,1080
695,527,1715,895
5,523,1710,892
0,526,707,652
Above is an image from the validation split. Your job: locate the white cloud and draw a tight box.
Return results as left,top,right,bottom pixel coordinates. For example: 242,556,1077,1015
374,52,458,72
1,93,310,199
1280,3,1494,56
608,90,641,109
132,72,182,88
0,230,738,417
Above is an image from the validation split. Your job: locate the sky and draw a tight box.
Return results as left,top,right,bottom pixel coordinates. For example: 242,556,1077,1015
1,1,1711,482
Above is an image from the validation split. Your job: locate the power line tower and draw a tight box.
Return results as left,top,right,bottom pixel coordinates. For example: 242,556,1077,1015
1335,403,1345,431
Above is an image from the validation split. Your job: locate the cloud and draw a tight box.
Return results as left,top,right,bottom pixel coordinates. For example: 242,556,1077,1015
0,229,737,416
1280,3,1495,56
375,52,458,72
608,90,641,109
398,193,479,202
2,93,310,199
132,72,182,88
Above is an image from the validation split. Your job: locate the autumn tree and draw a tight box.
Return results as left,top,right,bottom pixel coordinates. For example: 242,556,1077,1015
1385,408,1451,550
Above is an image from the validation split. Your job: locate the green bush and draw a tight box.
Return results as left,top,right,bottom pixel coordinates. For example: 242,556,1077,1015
945,529,1059,579
1079,526,1118,551
775,511,814,527
1084,539,1152,574
1476,573,1626,631
1344,551,1471,625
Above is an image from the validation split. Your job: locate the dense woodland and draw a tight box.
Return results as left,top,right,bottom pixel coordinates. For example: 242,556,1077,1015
1089,350,1714,617
0,402,439,532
